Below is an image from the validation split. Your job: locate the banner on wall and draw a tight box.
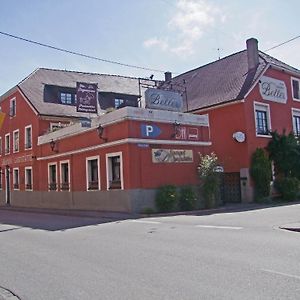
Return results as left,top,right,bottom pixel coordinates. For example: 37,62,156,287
76,82,98,113
152,149,193,163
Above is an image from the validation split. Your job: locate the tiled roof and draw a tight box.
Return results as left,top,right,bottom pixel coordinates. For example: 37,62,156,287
168,50,300,112
13,68,141,118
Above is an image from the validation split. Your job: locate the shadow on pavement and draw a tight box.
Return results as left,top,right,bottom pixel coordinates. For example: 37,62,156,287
0,208,134,232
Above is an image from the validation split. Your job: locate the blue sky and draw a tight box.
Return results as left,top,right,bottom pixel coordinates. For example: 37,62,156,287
1,0,300,95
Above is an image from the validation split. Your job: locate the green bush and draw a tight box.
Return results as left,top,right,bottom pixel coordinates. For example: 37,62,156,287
179,186,197,211
155,185,177,212
250,148,272,201
274,177,299,201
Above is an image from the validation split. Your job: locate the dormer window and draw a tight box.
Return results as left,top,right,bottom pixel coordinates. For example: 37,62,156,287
115,98,124,108
60,92,72,104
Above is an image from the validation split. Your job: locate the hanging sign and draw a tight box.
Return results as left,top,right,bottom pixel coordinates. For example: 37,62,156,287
152,149,193,163
76,82,98,113
259,76,287,103
145,88,183,112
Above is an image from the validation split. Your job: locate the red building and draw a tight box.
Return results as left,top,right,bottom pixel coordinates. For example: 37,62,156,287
0,69,211,212
169,38,300,202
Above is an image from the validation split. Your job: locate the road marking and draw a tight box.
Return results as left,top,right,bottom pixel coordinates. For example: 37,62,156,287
129,220,161,225
195,225,243,230
261,269,300,280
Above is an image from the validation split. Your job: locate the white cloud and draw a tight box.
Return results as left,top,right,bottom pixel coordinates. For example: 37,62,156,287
143,0,225,57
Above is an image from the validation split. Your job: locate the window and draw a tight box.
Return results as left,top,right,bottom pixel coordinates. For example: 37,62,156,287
48,163,57,191
292,78,300,101
106,152,123,190
86,156,100,190
25,125,32,149
60,92,73,105
254,102,271,136
114,98,124,108
292,109,300,136
13,168,19,190
13,130,19,153
60,161,70,191
50,122,67,132
5,133,10,154
25,167,33,191
10,98,16,117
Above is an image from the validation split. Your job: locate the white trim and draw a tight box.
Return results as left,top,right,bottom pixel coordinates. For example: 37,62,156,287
59,159,70,191
253,101,272,138
17,87,39,116
4,133,10,155
86,156,100,191
12,167,19,190
25,166,33,191
24,124,32,150
106,152,124,191
48,162,58,191
13,129,19,153
291,108,300,136
37,138,212,161
291,77,300,102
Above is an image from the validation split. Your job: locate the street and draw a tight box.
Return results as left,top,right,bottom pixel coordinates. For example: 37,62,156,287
0,204,300,300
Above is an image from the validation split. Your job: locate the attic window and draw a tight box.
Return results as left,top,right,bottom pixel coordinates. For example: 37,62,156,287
114,98,124,108
60,92,72,104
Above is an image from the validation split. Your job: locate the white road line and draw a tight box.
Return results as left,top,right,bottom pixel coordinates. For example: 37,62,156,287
129,220,161,225
261,269,300,280
195,225,243,230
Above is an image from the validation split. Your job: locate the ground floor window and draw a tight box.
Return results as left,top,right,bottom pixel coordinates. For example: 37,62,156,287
48,163,57,191
106,152,123,190
292,109,300,137
254,102,271,136
86,156,100,190
13,168,19,190
25,167,33,191
60,161,70,191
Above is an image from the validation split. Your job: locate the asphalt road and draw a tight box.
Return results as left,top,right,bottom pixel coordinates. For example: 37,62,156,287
0,203,300,300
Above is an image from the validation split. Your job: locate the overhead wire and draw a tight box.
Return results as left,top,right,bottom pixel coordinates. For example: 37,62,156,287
0,30,167,74
264,35,300,52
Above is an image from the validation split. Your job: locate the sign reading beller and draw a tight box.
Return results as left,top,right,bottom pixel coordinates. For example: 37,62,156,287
259,76,287,103
76,82,98,113
145,88,183,112
152,149,193,163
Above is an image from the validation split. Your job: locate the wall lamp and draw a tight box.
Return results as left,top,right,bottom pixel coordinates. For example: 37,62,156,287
171,121,181,138
97,124,107,142
49,139,58,152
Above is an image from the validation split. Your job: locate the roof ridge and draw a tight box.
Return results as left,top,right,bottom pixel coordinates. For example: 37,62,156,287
37,67,142,80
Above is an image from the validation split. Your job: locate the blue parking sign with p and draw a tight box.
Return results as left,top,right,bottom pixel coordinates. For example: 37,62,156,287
141,124,161,138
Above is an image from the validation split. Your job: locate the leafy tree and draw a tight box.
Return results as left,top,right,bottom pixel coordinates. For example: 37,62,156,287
250,148,272,200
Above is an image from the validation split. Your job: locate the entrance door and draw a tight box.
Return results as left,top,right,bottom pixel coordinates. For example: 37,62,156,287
5,167,10,205
221,172,241,203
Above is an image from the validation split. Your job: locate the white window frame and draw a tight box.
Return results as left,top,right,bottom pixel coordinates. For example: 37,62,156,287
86,156,100,191
106,152,124,191
291,77,300,102
60,160,70,191
25,166,33,191
254,101,272,138
13,167,19,190
10,97,16,117
292,108,300,136
13,129,19,153
5,133,10,155
48,162,58,191
24,125,32,150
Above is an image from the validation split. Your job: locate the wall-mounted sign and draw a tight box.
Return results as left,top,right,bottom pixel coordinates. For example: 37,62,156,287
76,82,98,113
80,118,92,128
175,127,200,141
145,88,183,112
259,76,287,103
141,124,161,138
152,149,193,163
232,131,246,143
213,165,224,173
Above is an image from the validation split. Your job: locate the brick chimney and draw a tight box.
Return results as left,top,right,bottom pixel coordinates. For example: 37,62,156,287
164,71,172,82
246,38,259,71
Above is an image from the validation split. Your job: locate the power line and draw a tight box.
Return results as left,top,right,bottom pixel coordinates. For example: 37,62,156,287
264,35,300,52
0,30,167,74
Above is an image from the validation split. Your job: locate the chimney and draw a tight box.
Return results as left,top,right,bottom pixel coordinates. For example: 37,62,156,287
164,71,172,82
246,38,259,70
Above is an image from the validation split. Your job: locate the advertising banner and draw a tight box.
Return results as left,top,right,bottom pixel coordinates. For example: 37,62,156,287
76,82,98,113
